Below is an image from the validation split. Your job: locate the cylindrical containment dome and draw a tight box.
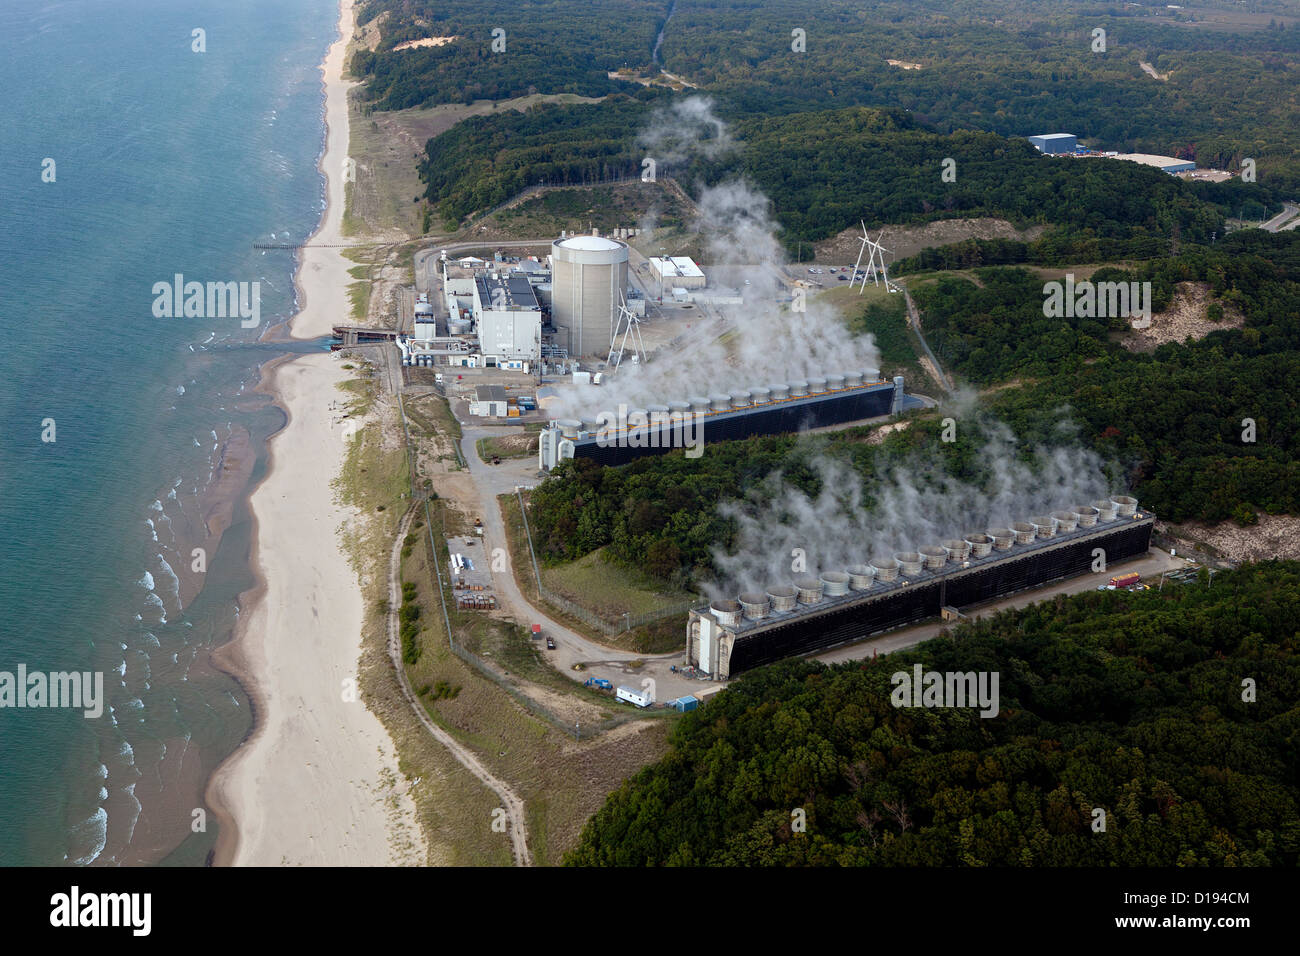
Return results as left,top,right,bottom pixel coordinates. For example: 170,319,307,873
549,235,629,357
871,557,900,581
1093,499,1118,522
964,532,993,558
920,545,948,569
1011,522,1036,544
1052,510,1078,533
1072,505,1099,528
820,572,850,596
788,380,809,397
846,564,875,589
943,539,972,562
1030,515,1056,538
1112,495,1138,516
738,592,770,620
894,551,923,576
710,599,741,627
794,577,824,604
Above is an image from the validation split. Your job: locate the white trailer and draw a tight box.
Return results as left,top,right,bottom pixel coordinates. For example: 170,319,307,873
616,685,652,708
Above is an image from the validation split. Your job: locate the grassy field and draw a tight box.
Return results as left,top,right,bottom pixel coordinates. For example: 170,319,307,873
475,426,540,462
541,548,695,620
500,493,690,654
818,283,928,389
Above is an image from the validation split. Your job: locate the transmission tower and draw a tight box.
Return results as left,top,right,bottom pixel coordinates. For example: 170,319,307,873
607,292,647,370
850,221,899,293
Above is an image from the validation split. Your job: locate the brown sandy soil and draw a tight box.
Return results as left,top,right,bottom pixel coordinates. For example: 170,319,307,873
392,36,457,52
814,217,1046,263
887,59,922,69
864,420,912,445
1167,514,1300,564
1120,281,1243,352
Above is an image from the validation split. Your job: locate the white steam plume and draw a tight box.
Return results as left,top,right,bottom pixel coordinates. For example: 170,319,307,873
704,419,1117,600
554,98,881,419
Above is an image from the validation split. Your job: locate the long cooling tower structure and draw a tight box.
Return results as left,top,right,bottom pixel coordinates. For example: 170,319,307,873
688,500,1155,679
538,371,912,469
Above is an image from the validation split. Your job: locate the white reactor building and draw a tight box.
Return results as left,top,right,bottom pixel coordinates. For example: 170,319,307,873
549,235,629,357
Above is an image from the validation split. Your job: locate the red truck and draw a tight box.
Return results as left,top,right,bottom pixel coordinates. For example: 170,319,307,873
1109,572,1141,589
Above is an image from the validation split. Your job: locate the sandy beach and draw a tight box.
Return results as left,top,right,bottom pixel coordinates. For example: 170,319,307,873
207,0,424,866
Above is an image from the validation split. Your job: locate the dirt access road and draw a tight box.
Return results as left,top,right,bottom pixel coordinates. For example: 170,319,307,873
387,505,533,866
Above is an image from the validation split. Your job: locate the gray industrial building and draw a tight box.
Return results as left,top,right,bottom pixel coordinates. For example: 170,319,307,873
688,497,1152,679
549,235,629,357
472,274,542,363
1029,133,1078,154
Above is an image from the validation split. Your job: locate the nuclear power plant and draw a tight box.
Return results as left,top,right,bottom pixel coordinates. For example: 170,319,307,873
688,496,1153,679
539,370,921,469
549,235,630,358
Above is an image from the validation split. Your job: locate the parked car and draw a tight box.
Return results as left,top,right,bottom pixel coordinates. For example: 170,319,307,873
584,677,612,690
545,636,556,650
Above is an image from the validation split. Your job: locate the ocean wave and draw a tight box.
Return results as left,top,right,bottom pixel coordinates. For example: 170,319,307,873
121,784,142,846
137,572,155,591
175,384,185,396
68,808,107,866
156,555,180,600
145,518,157,541
149,499,163,513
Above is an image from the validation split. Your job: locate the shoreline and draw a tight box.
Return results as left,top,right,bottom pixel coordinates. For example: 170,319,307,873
205,0,423,867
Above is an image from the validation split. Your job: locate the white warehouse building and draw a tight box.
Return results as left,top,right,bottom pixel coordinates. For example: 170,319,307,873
648,255,706,290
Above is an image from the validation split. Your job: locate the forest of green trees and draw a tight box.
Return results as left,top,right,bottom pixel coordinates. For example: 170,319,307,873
566,561,1300,866
350,0,663,109
420,99,1264,251
362,0,1300,203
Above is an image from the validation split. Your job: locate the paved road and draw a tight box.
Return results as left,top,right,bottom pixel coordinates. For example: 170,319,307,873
1260,202,1300,233
414,239,557,293
457,422,722,703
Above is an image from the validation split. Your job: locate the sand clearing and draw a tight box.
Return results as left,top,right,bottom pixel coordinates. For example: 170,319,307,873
393,36,457,52
207,0,424,867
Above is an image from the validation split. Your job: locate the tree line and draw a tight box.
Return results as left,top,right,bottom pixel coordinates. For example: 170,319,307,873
566,561,1300,866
